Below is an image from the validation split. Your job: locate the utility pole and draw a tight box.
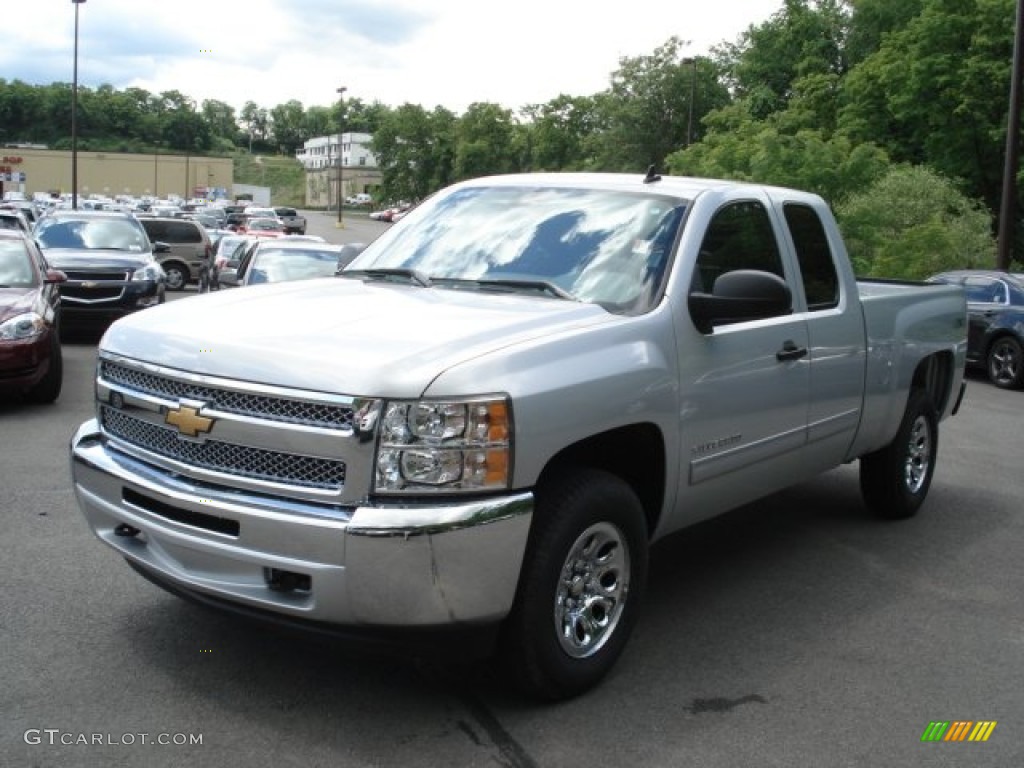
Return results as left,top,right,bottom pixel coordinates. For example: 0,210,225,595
998,0,1024,270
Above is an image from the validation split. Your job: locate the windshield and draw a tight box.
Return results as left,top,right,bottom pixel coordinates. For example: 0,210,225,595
348,185,686,313
248,248,342,284
35,217,150,252
0,240,37,286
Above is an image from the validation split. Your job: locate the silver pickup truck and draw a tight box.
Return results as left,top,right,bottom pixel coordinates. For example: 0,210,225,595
71,173,967,700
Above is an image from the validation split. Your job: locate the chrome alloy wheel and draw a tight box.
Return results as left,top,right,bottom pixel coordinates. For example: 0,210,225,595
988,337,1022,387
554,521,631,659
903,413,933,495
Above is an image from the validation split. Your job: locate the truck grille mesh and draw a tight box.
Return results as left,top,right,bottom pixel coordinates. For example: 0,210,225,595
100,360,353,430
100,405,346,490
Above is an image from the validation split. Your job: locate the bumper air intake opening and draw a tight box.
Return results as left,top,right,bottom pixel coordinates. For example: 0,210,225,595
122,487,240,537
264,568,312,593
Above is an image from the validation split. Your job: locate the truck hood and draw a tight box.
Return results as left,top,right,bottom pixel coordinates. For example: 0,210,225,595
101,277,617,396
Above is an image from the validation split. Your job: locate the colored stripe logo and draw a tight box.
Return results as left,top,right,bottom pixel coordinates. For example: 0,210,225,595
921,721,997,742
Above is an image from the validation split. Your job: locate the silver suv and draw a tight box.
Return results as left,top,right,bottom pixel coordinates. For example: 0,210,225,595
138,217,212,291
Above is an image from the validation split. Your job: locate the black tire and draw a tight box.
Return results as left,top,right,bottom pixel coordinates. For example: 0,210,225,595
860,389,938,519
162,262,188,291
986,336,1024,389
25,331,62,404
499,468,648,700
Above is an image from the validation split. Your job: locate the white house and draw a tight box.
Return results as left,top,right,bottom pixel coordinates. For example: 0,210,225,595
296,133,377,170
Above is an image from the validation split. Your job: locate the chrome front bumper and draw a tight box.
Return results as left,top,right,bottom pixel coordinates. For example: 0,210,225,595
71,419,533,628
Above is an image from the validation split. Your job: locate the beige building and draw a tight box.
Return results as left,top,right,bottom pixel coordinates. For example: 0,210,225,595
305,166,382,209
0,147,233,201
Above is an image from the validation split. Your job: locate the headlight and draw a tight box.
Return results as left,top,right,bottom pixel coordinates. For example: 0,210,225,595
0,312,46,340
374,396,511,493
132,264,163,282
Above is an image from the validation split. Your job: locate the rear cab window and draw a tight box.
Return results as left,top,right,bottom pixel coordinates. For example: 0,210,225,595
783,203,840,311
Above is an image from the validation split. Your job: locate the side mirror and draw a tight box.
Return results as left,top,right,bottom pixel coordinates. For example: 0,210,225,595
688,269,792,335
153,241,171,254
44,269,68,284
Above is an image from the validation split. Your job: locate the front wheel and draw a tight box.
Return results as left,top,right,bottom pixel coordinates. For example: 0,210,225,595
860,389,938,519
987,336,1024,389
499,468,648,700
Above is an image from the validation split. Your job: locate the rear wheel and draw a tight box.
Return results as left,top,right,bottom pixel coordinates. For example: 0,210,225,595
860,389,937,519
499,468,648,700
987,336,1024,389
162,261,188,291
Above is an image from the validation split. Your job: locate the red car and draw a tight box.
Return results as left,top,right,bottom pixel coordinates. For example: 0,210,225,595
239,217,286,238
0,231,66,403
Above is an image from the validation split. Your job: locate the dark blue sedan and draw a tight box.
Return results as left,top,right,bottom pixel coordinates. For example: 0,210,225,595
929,270,1024,389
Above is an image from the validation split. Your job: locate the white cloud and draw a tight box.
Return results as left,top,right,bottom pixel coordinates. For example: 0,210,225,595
4,0,782,114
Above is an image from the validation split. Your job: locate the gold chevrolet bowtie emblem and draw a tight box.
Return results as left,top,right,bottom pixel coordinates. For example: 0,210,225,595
164,404,214,437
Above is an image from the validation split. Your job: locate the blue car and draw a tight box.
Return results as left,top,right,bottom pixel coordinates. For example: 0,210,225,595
929,269,1024,389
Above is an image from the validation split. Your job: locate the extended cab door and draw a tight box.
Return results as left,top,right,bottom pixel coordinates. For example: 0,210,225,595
779,201,866,472
674,197,812,523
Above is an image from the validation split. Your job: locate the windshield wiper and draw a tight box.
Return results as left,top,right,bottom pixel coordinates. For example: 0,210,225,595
432,277,576,301
340,268,432,287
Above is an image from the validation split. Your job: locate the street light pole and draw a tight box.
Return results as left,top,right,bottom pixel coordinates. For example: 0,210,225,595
683,57,698,147
71,0,86,210
998,0,1024,270
336,86,347,228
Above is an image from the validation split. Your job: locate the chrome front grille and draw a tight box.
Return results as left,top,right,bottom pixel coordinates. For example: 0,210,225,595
100,405,346,490
62,270,130,303
100,360,352,430
95,356,367,498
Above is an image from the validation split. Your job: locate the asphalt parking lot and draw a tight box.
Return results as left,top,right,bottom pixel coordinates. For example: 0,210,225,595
2,217,1022,767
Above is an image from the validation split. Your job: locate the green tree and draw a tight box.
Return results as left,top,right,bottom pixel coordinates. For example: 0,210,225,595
240,101,270,147
717,0,852,119
845,0,925,65
0,79,45,144
453,102,519,180
838,0,1014,214
269,99,307,154
835,165,996,278
593,38,730,172
521,94,601,171
372,104,456,202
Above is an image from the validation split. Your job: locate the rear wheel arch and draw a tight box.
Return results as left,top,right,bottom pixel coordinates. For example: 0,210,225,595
912,352,955,416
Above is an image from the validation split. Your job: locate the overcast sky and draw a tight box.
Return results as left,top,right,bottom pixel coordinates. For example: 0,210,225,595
7,0,783,115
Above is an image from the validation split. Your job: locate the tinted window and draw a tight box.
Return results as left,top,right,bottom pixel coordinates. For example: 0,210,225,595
784,203,839,310
141,220,169,240
963,277,1007,304
695,201,784,292
168,222,202,242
